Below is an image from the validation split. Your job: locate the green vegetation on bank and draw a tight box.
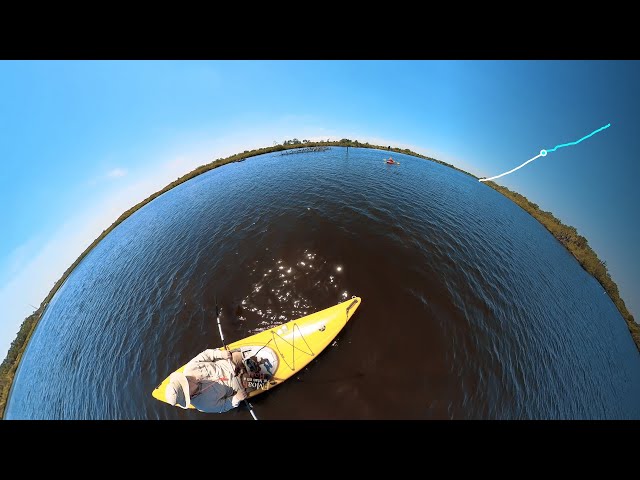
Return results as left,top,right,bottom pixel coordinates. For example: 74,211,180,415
485,181,639,351
1,139,636,418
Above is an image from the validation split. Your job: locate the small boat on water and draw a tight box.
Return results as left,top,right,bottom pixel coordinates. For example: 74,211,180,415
384,157,399,165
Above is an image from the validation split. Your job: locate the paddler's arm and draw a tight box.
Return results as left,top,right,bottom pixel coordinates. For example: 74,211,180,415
192,389,246,414
197,396,234,413
190,348,232,363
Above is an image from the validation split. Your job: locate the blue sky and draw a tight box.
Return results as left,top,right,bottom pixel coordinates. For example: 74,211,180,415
1,60,639,359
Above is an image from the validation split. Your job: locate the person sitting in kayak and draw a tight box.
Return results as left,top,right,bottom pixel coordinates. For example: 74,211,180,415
163,348,247,413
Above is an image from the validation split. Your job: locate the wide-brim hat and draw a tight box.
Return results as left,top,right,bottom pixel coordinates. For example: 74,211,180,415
165,371,191,409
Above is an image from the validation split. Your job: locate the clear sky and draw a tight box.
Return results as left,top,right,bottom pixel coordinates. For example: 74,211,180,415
1,60,639,359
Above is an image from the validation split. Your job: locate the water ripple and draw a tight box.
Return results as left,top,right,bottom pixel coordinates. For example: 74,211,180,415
7,147,640,419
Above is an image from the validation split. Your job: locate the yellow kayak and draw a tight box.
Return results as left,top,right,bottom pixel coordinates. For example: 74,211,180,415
152,296,361,407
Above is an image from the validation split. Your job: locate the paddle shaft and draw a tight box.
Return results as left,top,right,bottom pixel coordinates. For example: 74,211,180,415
215,301,258,421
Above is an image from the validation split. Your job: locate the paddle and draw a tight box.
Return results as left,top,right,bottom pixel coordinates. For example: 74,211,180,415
215,296,259,421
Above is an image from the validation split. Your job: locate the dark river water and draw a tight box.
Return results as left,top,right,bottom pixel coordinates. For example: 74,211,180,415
6,147,640,419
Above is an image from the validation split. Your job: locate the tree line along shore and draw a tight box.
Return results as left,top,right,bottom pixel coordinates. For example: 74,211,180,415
1,139,637,418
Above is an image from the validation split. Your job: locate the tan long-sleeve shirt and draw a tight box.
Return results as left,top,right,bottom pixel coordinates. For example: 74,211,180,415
183,348,243,413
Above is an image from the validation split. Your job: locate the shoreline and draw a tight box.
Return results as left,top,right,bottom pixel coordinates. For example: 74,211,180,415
483,181,639,349
1,140,636,418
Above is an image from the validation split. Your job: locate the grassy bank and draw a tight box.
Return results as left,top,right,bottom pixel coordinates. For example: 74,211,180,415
484,181,639,351
1,139,636,418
